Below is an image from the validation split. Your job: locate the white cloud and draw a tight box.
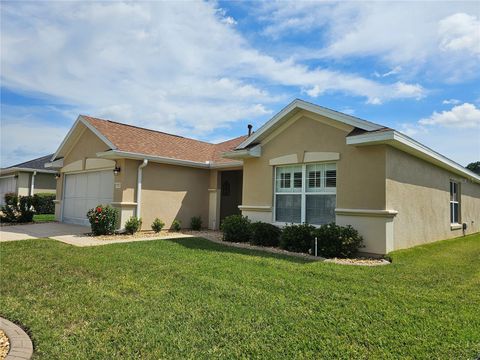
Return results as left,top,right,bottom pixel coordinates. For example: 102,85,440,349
419,103,480,128
442,99,461,105
374,66,402,78
0,105,72,166
258,3,480,81
1,2,426,129
1,1,431,165
438,13,480,55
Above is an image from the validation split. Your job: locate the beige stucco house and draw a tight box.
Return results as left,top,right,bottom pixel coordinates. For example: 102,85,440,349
0,155,57,205
47,99,480,254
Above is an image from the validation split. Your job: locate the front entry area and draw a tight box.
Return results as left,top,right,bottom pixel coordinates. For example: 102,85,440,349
63,170,114,225
220,170,243,223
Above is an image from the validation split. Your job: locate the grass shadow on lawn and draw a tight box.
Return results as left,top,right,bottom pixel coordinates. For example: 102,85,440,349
165,237,316,264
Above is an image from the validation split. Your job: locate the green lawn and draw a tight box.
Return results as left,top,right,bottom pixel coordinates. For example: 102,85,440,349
33,214,56,222
1,234,479,359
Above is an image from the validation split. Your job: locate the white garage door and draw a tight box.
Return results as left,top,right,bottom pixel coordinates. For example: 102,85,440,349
63,170,114,225
0,176,17,205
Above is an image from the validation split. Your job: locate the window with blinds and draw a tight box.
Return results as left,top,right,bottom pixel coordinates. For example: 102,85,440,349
450,181,460,224
274,163,336,225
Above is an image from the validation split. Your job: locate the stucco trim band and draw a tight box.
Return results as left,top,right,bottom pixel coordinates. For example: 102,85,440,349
111,202,137,206
303,152,340,163
268,154,298,166
239,205,272,212
335,208,398,218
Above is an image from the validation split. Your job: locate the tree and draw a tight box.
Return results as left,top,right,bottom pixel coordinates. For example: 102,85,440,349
466,161,480,175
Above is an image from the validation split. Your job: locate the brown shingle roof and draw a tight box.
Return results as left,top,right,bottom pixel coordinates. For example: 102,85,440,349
82,116,246,165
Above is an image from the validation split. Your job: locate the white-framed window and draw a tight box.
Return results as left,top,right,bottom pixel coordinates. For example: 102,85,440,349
450,181,460,224
274,163,336,225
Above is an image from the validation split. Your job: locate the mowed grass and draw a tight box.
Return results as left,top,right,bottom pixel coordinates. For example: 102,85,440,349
32,214,56,222
1,234,479,359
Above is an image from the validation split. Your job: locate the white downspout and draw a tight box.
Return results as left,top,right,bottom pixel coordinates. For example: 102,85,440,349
30,171,37,196
136,159,148,217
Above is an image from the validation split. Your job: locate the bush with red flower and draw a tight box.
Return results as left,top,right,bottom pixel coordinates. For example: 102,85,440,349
86,205,118,235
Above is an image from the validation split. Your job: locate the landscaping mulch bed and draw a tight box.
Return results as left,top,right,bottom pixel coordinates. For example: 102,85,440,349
0,330,9,360
325,257,390,266
83,229,390,266
86,230,187,240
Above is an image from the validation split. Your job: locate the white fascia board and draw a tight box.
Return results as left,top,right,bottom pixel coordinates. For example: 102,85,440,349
78,116,117,150
347,130,480,183
51,117,82,161
210,161,243,169
97,150,211,169
223,144,262,160
0,167,56,175
98,150,244,169
51,115,117,162
237,99,383,150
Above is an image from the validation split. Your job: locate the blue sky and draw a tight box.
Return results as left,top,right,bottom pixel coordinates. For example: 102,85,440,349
1,1,479,167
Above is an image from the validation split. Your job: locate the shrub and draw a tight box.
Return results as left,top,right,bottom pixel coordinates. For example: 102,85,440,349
32,193,55,214
0,193,20,223
279,223,315,253
18,196,35,223
312,223,364,258
0,193,34,223
250,222,281,247
190,216,202,231
86,205,119,235
171,219,181,231
125,216,142,235
221,215,252,243
151,218,165,233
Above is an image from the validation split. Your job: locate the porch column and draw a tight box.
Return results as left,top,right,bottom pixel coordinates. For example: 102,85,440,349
208,170,221,230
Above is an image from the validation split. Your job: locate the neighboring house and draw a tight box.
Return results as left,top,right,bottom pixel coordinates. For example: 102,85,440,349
0,154,57,205
47,99,480,254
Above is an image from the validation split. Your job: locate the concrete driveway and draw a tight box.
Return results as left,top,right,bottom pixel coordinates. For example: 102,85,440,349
0,222,89,242
0,222,192,247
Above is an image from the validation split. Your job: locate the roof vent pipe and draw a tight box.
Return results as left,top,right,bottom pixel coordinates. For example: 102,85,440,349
247,124,253,137
136,159,148,218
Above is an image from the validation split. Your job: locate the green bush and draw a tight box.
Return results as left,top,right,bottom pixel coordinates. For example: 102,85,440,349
125,216,142,235
279,223,315,253
151,218,165,233
86,205,119,235
313,223,364,258
1,193,20,223
221,215,252,242
32,193,55,214
171,219,181,231
0,193,34,223
250,222,281,247
18,196,35,222
190,216,202,230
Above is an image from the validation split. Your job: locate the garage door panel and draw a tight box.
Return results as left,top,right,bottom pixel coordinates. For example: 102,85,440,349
0,177,17,205
63,170,114,226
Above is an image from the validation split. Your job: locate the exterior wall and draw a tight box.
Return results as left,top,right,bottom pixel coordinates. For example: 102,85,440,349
241,112,388,253
242,114,387,213
16,172,31,197
55,127,113,222
140,162,210,230
386,147,480,250
33,173,56,194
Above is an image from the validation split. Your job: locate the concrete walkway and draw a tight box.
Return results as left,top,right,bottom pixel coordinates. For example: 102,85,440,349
0,222,192,247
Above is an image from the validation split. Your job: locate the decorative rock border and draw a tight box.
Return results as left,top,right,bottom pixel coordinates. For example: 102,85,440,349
0,317,33,360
